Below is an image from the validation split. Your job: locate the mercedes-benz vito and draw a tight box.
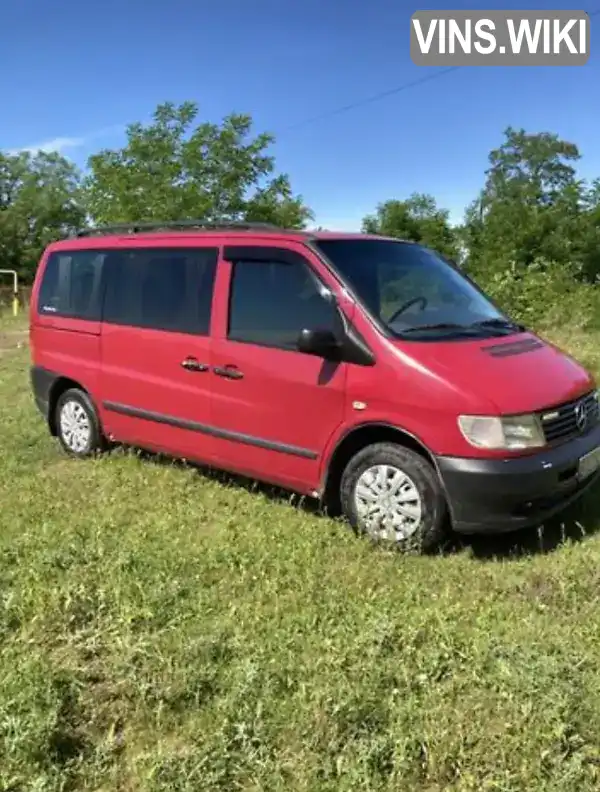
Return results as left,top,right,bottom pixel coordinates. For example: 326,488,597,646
29,221,600,550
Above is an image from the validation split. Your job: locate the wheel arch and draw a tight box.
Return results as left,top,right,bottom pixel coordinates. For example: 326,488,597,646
47,376,93,436
321,422,439,514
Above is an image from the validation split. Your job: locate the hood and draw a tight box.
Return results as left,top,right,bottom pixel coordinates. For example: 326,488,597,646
395,332,595,414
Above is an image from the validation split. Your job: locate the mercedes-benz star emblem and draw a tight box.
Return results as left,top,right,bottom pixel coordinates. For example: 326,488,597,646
575,401,587,432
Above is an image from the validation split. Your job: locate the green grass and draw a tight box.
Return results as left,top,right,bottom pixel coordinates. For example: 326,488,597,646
3,322,600,791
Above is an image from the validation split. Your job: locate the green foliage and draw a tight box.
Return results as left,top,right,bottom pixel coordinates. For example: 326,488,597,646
2,103,599,333
471,258,600,332
363,128,600,331
362,194,459,259
83,101,313,229
3,329,600,790
464,128,590,274
0,151,84,281
457,127,600,329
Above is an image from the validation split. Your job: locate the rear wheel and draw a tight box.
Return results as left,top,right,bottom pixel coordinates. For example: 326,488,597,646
55,388,106,458
339,442,447,552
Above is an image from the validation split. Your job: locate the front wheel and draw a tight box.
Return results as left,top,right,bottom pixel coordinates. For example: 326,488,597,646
339,442,447,552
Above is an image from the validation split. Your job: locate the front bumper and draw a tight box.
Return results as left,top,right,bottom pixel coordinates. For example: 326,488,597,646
436,423,600,534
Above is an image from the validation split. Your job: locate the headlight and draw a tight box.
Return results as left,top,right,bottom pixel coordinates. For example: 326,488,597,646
458,414,545,450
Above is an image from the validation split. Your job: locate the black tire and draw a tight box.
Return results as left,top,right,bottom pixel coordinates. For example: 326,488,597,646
55,388,106,458
339,442,447,552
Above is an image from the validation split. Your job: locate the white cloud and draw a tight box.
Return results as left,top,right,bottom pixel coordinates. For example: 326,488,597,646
6,136,86,156
4,124,124,158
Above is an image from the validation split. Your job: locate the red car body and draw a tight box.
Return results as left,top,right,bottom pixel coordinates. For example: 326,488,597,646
29,223,600,545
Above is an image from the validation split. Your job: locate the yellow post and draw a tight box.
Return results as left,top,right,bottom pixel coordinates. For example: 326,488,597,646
0,270,19,318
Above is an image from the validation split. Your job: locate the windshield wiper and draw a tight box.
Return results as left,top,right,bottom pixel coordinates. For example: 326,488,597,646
470,318,526,332
398,319,526,338
400,322,477,334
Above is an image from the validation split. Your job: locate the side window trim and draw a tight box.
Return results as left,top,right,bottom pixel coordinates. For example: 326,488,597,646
107,246,218,335
37,245,219,335
38,245,216,335
223,245,331,294
102,247,217,335
224,246,342,352
223,245,308,267
37,250,106,321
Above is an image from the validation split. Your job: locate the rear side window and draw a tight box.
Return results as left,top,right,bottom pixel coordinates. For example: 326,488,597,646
103,247,218,334
37,251,105,320
228,258,339,349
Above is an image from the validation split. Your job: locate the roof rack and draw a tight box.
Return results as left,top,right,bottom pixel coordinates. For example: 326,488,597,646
74,220,284,238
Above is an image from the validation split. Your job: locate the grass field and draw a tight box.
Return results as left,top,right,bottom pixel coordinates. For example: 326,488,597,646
3,314,600,791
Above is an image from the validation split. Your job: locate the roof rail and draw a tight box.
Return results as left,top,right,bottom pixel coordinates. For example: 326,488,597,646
74,219,284,238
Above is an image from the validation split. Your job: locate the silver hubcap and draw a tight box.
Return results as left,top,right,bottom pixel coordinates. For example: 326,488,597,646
354,464,423,541
59,400,91,453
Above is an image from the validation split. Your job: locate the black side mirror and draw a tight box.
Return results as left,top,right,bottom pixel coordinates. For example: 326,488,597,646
297,328,343,359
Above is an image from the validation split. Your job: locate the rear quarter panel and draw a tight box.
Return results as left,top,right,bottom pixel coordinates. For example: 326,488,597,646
29,248,102,401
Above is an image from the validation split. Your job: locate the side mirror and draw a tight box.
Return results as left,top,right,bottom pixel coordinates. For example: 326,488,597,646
297,328,343,359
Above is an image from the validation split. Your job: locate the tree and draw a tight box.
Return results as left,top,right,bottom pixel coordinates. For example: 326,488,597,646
462,127,593,278
0,151,84,282
483,127,579,204
579,178,600,281
361,194,459,259
83,101,313,228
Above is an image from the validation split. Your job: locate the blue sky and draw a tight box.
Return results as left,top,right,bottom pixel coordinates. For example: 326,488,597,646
1,0,598,228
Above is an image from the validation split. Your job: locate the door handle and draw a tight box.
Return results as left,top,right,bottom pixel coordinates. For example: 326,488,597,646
181,357,208,372
213,365,244,380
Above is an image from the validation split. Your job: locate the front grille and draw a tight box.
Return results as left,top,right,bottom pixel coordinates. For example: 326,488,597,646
539,391,600,444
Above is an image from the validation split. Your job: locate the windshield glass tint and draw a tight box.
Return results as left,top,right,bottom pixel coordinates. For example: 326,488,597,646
315,239,506,337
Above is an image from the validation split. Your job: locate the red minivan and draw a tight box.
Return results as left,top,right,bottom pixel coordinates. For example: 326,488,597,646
29,221,600,550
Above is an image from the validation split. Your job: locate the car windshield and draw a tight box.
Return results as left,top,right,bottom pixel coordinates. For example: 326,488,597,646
314,238,519,340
